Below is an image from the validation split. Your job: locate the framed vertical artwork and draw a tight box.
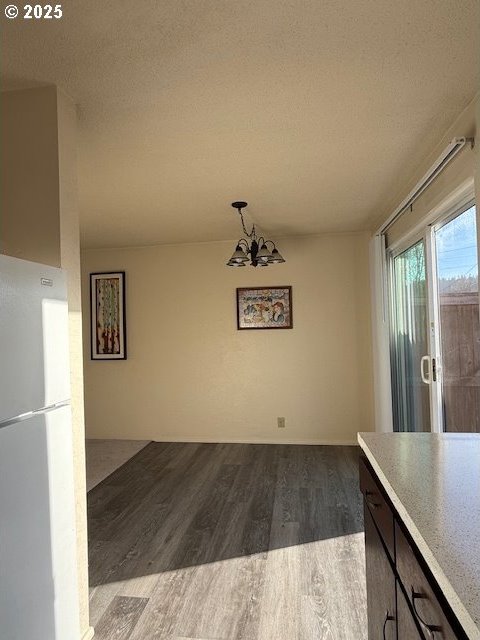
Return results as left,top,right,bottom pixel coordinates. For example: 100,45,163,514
90,272,127,360
236,286,293,330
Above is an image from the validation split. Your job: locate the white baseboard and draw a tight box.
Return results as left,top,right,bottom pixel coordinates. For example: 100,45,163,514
149,436,358,446
81,626,94,640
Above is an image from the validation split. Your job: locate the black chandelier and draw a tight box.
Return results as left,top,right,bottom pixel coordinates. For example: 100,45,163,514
226,201,285,268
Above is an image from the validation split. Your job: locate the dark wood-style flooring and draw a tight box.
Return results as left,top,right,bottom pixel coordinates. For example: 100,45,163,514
88,442,367,640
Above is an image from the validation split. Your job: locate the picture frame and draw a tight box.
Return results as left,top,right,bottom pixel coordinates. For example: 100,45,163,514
90,272,127,360
236,286,293,330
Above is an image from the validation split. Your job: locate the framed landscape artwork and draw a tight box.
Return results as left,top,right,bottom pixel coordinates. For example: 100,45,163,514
90,272,127,360
236,286,293,330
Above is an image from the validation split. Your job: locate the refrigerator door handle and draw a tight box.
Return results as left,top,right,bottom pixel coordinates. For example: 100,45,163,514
33,399,71,414
0,411,35,430
0,400,71,429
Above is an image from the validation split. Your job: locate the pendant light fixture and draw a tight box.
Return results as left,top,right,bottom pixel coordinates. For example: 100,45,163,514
226,201,285,268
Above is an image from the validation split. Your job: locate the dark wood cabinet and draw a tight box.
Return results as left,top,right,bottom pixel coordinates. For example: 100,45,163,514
396,580,424,639
364,507,396,639
360,456,395,560
360,455,467,640
396,521,457,640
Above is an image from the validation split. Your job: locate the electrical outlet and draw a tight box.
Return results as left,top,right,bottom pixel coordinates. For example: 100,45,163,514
277,417,286,428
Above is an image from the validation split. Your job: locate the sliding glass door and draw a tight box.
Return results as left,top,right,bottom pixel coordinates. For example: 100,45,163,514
434,205,479,432
389,202,479,433
390,240,431,432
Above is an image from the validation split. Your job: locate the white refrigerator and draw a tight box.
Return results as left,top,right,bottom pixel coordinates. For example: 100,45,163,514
0,255,80,640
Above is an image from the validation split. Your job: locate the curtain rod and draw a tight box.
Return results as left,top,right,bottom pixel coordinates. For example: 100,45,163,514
377,136,475,236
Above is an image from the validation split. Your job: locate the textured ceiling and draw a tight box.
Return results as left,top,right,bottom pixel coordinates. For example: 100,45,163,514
1,1,478,248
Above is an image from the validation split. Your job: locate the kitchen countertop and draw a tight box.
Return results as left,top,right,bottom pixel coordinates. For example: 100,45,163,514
358,432,480,640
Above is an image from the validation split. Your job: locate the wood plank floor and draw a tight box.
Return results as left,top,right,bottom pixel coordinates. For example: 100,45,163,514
88,442,367,640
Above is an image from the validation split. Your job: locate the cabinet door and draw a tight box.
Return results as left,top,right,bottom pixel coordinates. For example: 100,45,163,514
396,522,458,639
397,580,424,639
359,457,395,560
364,506,396,640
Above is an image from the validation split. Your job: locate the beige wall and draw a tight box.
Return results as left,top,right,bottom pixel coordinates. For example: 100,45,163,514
1,87,61,265
81,232,374,444
57,90,92,640
1,87,91,640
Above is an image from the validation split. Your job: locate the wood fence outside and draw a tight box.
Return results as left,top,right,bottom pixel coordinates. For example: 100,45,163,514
439,292,480,432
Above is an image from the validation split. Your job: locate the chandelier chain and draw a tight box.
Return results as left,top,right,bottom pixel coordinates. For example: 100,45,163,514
239,210,256,240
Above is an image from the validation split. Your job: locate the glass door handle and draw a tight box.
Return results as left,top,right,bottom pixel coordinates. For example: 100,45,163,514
421,355,431,384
